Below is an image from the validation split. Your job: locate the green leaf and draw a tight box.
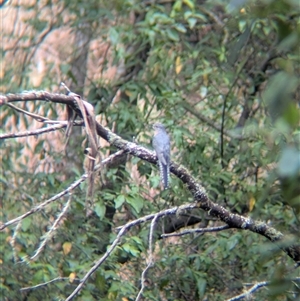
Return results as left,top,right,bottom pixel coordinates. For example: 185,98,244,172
109,27,119,45
197,277,207,297
123,243,140,256
227,23,252,65
114,194,125,208
126,196,143,213
193,13,207,21
94,202,106,219
173,0,182,12
184,11,193,19
183,0,195,10
21,218,31,232
187,17,197,29
228,237,239,251
174,23,187,33
166,28,180,41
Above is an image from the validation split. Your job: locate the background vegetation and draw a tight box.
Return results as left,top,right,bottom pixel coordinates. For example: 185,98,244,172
1,0,299,300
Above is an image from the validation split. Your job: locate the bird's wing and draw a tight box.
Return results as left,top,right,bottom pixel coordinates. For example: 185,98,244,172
157,150,168,165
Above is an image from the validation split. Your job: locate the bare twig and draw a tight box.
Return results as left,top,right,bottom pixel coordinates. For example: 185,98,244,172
225,277,300,301
226,281,268,301
0,122,83,140
10,221,22,263
30,195,72,261
20,276,80,292
161,224,230,238
0,124,64,140
135,215,159,301
1,101,83,140
6,103,50,122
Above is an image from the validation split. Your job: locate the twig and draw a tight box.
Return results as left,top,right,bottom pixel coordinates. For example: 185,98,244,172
20,276,80,292
135,215,158,301
6,103,50,122
226,281,268,301
1,124,65,140
10,221,22,263
161,225,230,238
1,102,83,140
225,278,300,301
30,195,72,261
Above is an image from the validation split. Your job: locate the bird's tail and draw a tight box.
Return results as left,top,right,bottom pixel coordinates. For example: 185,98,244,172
159,162,169,189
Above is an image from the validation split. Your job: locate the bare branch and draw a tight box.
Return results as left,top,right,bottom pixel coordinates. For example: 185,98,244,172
0,121,83,140
20,276,80,292
30,195,72,261
10,221,22,263
161,225,230,238
225,277,300,301
6,103,50,122
1,124,63,140
226,281,268,301
0,91,79,107
136,215,159,301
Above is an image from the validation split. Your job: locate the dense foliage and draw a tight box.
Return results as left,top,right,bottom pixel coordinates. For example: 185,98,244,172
1,0,299,300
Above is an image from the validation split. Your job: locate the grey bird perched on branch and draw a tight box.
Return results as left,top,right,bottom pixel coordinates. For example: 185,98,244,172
152,123,170,189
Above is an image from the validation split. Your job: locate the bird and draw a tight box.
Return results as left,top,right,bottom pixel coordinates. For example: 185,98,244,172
152,123,170,189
